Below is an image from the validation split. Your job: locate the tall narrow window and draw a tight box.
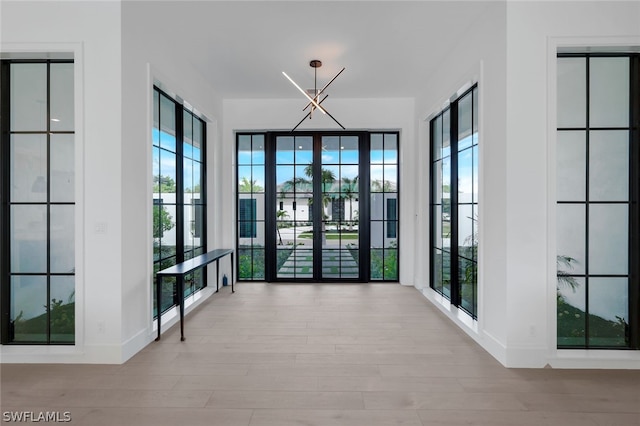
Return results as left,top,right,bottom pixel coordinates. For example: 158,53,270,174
237,134,265,280
556,53,639,349
152,86,206,318
430,85,478,319
1,60,75,344
370,132,399,281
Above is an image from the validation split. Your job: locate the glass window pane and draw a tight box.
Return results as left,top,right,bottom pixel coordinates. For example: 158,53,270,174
433,205,442,249
252,134,265,164
193,119,203,161
433,160,442,204
589,204,628,275
432,116,442,161
50,276,75,343
252,166,265,193
383,165,397,191
458,205,473,253
459,258,476,314
371,134,383,164
472,87,479,139
589,130,628,202
50,205,75,274
252,249,265,279
556,131,586,202
50,134,75,202
11,276,48,342
276,136,294,163
458,148,473,203
238,135,252,164
458,93,473,151
294,136,312,164
340,136,359,164
442,250,451,298
159,149,177,194
442,110,450,158
433,248,443,293
588,278,628,347
192,162,202,201
322,136,340,164
238,166,254,193
589,57,629,128
159,95,176,151
50,63,74,132
472,145,478,203
11,205,47,273
370,165,383,191
10,63,47,131
183,111,193,159
371,193,383,221
370,221,384,247
556,204,586,275
10,134,48,202
557,57,586,128
153,90,159,131
557,277,586,347
370,248,384,280
383,134,397,163
383,249,398,280
183,204,194,250
276,165,295,191
183,158,194,194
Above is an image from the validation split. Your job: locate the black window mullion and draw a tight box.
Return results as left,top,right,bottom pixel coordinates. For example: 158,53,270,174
264,132,276,281
0,61,10,344
584,56,591,348
46,61,52,344
629,55,640,349
450,101,460,307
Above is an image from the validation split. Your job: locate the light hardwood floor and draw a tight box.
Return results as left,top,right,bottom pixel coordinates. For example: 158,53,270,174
2,283,639,425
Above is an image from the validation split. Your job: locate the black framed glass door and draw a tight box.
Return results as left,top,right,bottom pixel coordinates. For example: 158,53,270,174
267,132,367,282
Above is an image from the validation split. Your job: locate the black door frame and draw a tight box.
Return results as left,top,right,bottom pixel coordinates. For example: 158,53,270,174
265,131,370,282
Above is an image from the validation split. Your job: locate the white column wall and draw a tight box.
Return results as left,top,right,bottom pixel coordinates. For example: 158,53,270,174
1,1,123,363
414,2,509,365
223,98,417,285
505,1,640,368
120,2,224,362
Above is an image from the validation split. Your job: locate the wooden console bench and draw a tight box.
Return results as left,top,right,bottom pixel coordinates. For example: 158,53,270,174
155,248,234,341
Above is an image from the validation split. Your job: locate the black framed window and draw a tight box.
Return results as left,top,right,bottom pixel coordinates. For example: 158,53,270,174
236,131,399,282
1,60,76,344
556,53,639,349
152,86,206,318
430,85,478,319
236,133,266,280
370,132,399,281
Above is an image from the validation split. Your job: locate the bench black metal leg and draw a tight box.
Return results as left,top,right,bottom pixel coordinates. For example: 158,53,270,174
178,276,185,341
231,252,235,293
216,259,220,292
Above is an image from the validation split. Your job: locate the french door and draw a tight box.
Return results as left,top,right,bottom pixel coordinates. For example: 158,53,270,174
267,132,368,282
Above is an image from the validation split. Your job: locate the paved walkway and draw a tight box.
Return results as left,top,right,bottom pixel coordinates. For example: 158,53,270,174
277,248,359,279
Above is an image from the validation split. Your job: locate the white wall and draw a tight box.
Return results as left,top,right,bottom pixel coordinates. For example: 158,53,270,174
1,1,123,363
415,1,509,365
504,1,640,368
120,1,224,362
223,97,417,285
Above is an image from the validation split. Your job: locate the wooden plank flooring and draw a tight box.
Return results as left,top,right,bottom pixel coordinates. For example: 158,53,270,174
2,283,639,425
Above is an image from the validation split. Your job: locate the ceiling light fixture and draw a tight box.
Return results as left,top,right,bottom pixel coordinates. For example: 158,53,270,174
282,59,345,132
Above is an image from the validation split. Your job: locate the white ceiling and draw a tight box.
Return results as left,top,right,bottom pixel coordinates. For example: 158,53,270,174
128,1,495,99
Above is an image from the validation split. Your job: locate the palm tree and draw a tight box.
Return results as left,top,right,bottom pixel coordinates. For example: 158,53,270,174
304,164,336,244
239,176,263,193
341,176,358,229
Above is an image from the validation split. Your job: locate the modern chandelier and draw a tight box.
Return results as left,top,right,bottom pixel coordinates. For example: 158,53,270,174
282,59,345,132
